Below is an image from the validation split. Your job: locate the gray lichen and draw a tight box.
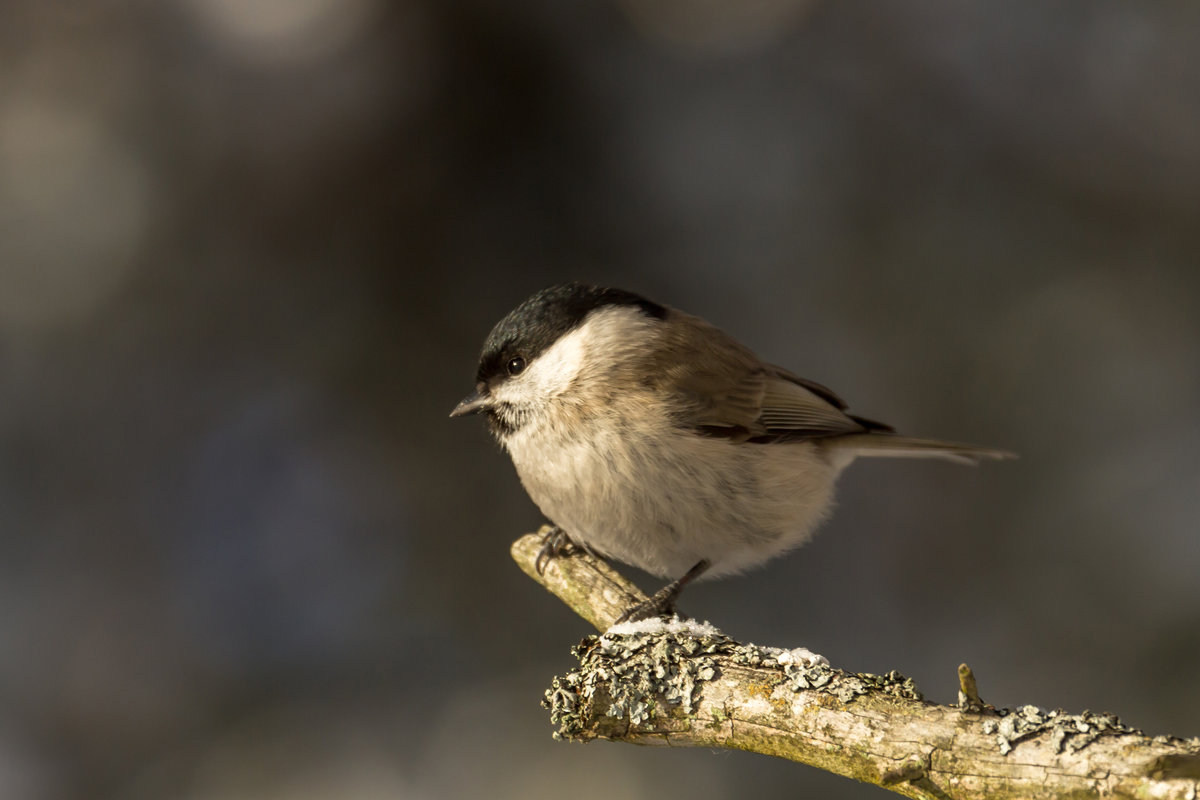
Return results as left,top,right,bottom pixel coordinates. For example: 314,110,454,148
544,626,727,738
979,704,1139,755
777,661,924,704
543,623,923,740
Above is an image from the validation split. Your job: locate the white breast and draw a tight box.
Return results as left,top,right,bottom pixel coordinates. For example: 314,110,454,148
509,414,839,578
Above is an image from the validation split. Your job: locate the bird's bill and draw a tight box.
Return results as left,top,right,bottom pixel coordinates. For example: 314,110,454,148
449,386,492,417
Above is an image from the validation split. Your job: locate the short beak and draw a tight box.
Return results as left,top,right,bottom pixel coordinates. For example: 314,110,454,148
450,385,492,418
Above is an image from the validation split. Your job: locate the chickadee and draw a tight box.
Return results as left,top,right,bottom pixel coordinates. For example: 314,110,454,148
452,282,1012,622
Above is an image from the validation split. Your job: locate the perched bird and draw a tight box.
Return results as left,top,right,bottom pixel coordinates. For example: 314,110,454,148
451,282,1012,622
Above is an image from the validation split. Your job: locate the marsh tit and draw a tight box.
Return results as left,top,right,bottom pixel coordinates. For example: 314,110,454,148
452,282,1012,622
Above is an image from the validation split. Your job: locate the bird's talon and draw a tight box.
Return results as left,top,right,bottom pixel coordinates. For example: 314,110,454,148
614,559,710,624
614,595,680,625
535,525,572,575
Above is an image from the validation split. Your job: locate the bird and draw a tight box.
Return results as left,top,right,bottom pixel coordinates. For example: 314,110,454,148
451,282,1012,622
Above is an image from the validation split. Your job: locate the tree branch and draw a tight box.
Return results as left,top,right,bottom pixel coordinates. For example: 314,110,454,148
512,529,1200,800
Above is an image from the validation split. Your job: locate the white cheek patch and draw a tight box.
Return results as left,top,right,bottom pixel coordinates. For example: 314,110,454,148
493,323,588,406
492,305,657,408
526,325,588,396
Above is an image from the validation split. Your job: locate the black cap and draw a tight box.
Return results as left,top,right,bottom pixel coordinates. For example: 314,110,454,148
474,282,666,385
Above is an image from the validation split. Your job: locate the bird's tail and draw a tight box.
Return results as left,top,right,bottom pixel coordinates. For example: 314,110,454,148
827,434,1016,468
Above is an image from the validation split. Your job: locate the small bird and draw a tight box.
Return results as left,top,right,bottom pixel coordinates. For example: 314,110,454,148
451,282,1012,622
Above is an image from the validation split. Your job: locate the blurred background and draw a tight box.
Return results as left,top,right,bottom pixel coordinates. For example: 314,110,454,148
2,0,1199,797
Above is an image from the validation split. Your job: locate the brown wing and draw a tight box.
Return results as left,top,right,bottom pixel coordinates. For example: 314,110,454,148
756,368,878,438
656,311,886,441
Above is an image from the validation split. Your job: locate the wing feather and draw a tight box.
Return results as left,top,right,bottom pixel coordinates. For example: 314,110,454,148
756,370,870,438
655,311,873,441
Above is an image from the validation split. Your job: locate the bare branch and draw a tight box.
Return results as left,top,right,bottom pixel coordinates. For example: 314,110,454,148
512,529,1200,800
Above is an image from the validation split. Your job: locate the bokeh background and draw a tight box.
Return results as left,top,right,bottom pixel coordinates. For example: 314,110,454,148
3,1,1200,798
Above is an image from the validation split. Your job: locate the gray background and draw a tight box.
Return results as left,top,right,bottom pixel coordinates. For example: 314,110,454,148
3,1,1199,798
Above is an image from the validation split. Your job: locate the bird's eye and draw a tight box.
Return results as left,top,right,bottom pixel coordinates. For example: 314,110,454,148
506,356,526,376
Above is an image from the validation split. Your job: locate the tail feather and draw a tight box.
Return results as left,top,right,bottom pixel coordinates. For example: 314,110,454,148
827,434,1016,467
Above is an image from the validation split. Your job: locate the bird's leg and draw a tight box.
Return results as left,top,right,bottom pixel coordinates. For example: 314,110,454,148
535,525,574,575
615,559,711,624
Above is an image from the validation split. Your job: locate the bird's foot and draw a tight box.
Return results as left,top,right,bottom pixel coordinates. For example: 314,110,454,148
535,525,574,575
614,559,711,624
614,591,685,625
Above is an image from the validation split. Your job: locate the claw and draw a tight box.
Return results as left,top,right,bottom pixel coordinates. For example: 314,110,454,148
535,525,572,575
614,559,710,624
614,593,679,625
